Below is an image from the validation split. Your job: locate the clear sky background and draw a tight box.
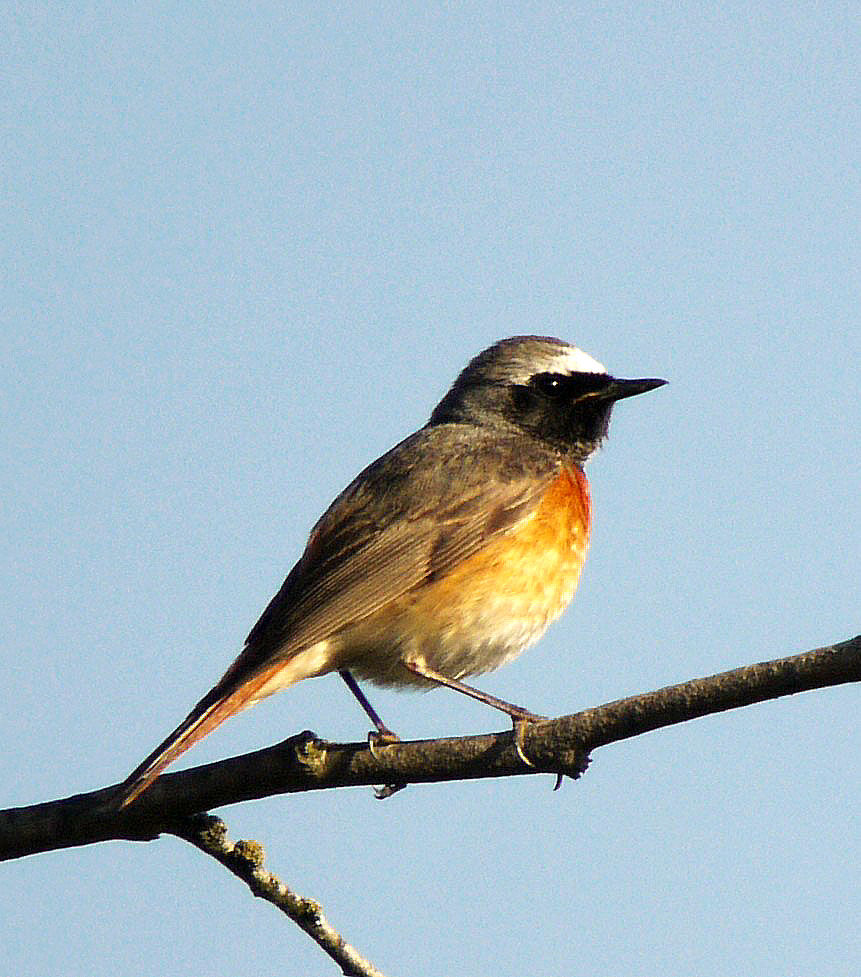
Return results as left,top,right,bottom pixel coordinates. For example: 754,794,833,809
3,5,858,976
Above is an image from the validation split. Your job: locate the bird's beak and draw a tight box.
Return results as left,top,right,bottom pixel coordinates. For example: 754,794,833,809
599,377,668,402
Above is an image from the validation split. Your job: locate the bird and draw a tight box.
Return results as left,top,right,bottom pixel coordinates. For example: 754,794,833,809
114,336,666,807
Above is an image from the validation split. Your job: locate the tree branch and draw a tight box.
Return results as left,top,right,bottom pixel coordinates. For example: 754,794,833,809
2,635,858,862
169,814,389,977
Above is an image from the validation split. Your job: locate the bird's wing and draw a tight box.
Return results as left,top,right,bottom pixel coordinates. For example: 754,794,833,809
240,425,560,670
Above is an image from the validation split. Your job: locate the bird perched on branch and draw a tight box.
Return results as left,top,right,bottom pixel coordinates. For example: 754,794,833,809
115,335,666,807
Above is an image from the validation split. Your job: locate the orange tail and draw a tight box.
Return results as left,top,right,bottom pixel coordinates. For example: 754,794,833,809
114,661,293,809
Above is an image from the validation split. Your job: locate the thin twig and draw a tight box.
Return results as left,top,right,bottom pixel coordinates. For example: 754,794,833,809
169,814,389,977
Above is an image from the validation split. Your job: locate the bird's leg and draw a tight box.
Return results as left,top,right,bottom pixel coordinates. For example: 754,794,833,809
400,658,547,723
340,669,406,797
339,669,399,740
339,669,405,799
400,658,549,770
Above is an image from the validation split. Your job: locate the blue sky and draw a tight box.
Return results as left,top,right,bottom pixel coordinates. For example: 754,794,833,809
2,5,858,976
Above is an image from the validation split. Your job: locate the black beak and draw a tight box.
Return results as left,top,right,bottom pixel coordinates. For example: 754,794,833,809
600,377,668,403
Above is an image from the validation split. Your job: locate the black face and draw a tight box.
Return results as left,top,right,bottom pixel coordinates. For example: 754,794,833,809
506,371,618,458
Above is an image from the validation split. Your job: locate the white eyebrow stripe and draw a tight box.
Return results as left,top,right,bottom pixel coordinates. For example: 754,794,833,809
554,347,606,375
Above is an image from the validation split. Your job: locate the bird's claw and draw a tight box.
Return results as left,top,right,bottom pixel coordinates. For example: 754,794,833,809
511,715,568,791
367,730,405,799
374,782,407,800
511,714,545,767
367,728,400,761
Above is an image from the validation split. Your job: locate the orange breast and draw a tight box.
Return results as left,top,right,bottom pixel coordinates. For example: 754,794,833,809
466,465,592,610
362,466,594,684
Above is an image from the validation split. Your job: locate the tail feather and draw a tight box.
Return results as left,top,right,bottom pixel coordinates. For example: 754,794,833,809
114,661,295,809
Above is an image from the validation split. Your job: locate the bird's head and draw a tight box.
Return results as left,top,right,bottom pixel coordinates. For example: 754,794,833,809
429,336,667,463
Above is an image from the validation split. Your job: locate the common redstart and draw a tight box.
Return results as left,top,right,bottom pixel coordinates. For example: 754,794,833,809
115,336,665,807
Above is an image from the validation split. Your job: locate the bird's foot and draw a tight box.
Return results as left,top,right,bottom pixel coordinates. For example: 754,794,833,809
367,729,406,799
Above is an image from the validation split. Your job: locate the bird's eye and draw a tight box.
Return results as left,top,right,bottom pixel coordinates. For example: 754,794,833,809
530,371,612,400
530,373,568,398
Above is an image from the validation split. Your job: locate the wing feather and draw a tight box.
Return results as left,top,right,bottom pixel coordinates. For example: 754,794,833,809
237,425,561,676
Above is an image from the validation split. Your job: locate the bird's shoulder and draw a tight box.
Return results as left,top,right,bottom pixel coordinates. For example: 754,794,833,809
320,422,562,530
